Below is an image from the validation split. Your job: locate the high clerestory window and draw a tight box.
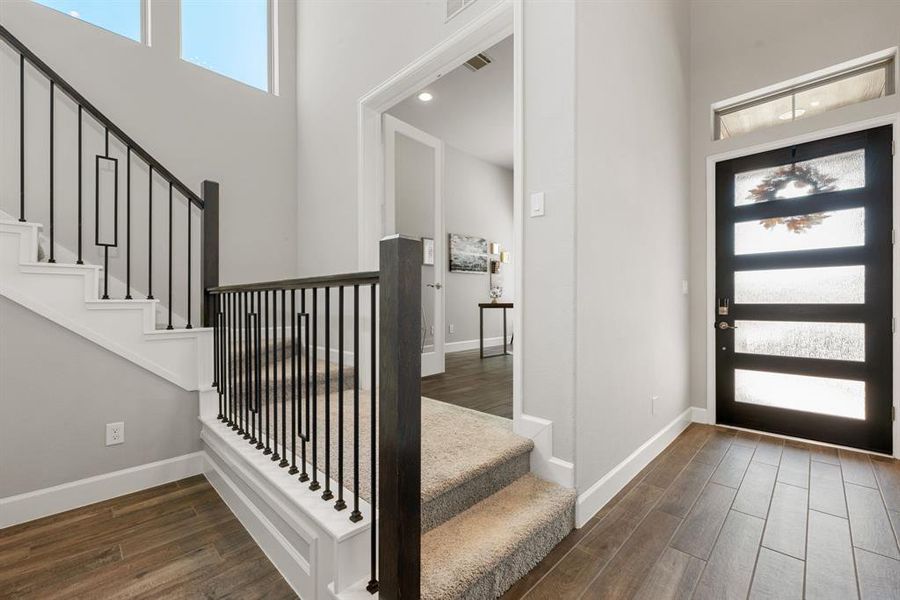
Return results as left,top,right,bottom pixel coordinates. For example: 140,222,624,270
714,56,896,140
32,0,143,43
180,0,272,93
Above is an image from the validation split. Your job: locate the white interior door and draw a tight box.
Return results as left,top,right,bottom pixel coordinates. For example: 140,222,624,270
383,114,445,377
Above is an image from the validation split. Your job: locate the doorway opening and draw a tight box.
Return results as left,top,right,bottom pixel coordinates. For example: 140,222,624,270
715,126,893,453
383,34,515,419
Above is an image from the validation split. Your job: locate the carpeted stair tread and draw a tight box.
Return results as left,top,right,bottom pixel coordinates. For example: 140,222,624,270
421,401,532,501
420,401,533,530
241,395,532,529
421,474,576,600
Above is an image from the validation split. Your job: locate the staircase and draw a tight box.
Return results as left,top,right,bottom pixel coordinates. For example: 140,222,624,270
222,343,575,599
0,22,576,600
418,402,574,599
0,217,210,390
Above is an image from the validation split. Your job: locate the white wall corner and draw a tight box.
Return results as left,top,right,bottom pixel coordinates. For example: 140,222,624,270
515,413,574,488
691,406,709,424
574,407,693,527
0,452,205,529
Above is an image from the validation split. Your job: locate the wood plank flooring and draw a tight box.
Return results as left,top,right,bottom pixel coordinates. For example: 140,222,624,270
503,424,900,600
421,347,512,418
0,475,296,599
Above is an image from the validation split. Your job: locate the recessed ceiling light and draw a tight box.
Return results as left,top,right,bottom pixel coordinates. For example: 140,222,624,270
778,108,806,121
417,91,433,102
810,100,821,107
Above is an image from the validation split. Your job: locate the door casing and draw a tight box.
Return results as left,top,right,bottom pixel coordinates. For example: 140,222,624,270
383,114,446,377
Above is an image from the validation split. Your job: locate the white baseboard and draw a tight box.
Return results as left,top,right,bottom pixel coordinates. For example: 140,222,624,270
445,336,513,354
691,406,709,424
0,452,205,529
575,407,694,527
515,413,574,488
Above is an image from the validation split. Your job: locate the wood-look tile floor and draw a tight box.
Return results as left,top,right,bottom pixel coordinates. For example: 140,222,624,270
421,347,512,418
503,424,900,600
0,475,296,599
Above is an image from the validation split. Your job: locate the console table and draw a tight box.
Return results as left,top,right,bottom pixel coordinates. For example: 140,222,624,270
479,302,513,358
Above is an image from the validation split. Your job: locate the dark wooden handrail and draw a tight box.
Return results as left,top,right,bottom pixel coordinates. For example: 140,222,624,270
0,23,203,208
207,271,380,294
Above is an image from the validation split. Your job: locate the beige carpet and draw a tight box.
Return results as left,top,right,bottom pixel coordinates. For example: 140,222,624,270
234,388,533,530
422,474,576,600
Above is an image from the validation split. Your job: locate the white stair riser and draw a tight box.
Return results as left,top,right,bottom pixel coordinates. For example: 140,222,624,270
1,220,211,390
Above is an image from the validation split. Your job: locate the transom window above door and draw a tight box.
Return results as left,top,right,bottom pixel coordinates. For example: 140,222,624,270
714,55,896,140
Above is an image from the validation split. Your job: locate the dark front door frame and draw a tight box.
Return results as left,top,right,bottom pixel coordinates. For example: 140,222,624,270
712,122,900,453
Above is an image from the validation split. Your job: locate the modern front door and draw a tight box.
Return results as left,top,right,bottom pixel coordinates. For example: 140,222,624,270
715,126,893,453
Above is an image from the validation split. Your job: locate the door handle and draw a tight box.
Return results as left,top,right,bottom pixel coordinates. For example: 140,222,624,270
717,321,738,330
426,283,443,290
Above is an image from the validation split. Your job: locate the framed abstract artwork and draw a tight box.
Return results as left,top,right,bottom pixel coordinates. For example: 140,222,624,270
449,233,488,273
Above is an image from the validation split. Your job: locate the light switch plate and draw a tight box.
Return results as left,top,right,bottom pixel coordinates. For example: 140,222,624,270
530,192,545,217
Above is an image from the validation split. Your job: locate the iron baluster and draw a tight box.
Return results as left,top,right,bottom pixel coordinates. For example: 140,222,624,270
166,182,173,329
350,284,362,522
48,81,55,262
289,289,298,474
280,289,288,467
322,286,333,501
335,285,346,511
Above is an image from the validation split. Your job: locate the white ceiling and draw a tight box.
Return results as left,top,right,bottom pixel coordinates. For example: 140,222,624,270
387,36,513,170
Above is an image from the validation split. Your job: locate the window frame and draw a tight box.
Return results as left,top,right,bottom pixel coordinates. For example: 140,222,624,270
714,56,896,141
177,0,277,94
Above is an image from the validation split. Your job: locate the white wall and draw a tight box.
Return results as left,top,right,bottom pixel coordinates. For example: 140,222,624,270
393,131,514,348
688,1,900,415
574,0,691,489
0,0,298,286
0,297,199,497
296,0,577,460
444,145,514,344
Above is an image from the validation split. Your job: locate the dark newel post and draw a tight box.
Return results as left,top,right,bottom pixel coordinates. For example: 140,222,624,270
202,180,220,327
378,235,422,600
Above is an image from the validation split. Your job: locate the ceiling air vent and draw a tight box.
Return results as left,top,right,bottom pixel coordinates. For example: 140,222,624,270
464,52,492,72
446,0,476,21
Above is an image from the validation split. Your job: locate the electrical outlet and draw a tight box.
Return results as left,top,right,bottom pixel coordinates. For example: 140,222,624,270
681,280,689,295
449,323,455,334
430,325,434,335
106,422,124,446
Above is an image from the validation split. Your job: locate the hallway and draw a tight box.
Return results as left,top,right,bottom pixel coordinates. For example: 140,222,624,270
504,424,900,599
422,348,513,419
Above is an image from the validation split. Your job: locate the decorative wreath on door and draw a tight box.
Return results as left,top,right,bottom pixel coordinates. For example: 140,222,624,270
748,162,837,233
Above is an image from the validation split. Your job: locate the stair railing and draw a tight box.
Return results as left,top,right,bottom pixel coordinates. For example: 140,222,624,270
207,235,423,598
0,24,217,328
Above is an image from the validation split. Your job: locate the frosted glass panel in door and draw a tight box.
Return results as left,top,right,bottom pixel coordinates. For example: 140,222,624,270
735,320,864,362
734,149,865,206
734,266,864,304
734,208,864,255
735,369,865,419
